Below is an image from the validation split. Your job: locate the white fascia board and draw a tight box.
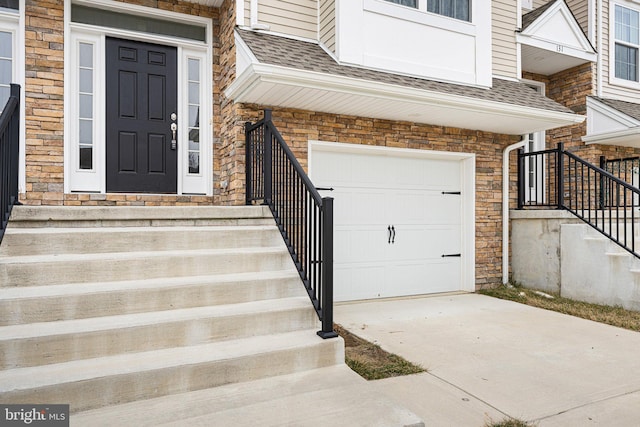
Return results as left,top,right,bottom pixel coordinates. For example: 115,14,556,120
225,62,585,131
583,127,640,147
516,33,597,62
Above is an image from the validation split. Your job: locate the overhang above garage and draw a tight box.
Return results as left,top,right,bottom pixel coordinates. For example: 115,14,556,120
517,0,597,75
227,29,585,136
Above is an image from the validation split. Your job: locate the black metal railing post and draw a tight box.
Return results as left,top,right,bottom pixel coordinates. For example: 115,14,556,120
245,121,252,205
599,155,606,209
318,197,337,339
0,83,21,243
9,84,19,207
557,142,564,210
263,110,273,206
517,147,524,210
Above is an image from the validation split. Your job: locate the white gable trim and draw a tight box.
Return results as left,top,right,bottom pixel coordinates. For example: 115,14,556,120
583,97,640,147
517,0,596,62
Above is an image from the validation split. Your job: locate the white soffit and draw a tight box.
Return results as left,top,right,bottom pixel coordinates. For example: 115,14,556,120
583,98,640,147
517,0,596,75
227,39,584,135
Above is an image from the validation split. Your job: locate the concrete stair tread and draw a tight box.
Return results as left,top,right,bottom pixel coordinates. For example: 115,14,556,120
8,206,272,222
0,270,300,300
0,246,288,265
70,365,424,427
3,224,279,235
0,329,335,393
0,296,313,340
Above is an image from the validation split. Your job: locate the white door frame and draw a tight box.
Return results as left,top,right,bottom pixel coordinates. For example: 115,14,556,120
63,0,213,195
308,140,476,294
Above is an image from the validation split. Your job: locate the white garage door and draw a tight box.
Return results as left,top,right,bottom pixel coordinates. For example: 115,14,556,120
310,143,471,302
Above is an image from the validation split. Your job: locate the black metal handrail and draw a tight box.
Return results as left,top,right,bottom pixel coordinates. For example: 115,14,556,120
518,142,640,259
0,84,21,244
246,110,337,339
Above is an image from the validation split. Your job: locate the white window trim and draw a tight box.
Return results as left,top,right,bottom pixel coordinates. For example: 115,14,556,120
365,0,475,35
609,0,640,89
64,0,213,195
0,1,25,194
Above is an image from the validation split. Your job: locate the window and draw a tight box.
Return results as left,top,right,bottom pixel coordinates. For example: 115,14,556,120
0,0,18,11
614,5,640,82
187,58,201,175
428,0,469,22
78,42,94,170
0,30,12,109
385,0,417,7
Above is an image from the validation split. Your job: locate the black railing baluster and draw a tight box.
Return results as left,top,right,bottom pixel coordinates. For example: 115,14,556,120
245,110,336,338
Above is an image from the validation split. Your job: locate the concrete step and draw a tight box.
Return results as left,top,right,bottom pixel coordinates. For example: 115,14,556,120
0,225,283,256
0,270,303,325
70,365,424,427
1,296,318,369
0,246,293,287
0,329,344,413
8,205,274,228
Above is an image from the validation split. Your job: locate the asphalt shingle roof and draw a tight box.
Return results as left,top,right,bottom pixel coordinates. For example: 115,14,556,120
237,29,574,115
522,0,557,30
591,96,640,122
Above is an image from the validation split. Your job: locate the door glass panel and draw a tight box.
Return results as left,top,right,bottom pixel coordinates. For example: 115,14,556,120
0,0,18,10
187,58,201,174
72,5,206,42
78,42,94,170
0,31,12,111
0,31,11,58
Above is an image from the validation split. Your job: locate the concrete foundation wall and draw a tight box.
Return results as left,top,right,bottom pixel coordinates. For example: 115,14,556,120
510,210,582,292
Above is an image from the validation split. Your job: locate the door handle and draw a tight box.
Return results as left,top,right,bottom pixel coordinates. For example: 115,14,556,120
170,123,177,150
388,225,391,244
391,225,395,244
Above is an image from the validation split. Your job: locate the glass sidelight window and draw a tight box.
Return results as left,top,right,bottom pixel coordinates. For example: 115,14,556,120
0,30,12,110
187,58,201,175
78,42,94,170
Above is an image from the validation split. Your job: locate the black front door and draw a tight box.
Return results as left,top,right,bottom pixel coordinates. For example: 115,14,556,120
106,37,178,193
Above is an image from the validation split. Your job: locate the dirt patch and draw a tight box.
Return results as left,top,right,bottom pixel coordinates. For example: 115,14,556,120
334,324,425,380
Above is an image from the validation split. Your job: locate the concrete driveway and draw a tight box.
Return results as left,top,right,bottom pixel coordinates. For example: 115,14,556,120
335,293,640,427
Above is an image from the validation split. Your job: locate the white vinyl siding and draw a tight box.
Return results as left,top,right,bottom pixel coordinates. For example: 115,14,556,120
244,0,318,40
319,0,335,53
492,0,517,78
566,0,589,36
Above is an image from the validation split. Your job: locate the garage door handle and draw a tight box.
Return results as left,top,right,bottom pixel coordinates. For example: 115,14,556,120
316,187,334,191
388,225,391,244
442,253,461,258
391,225,395,244
442,191,461,195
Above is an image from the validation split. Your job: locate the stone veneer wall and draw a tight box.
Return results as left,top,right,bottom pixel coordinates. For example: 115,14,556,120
525,63,640,163
23,0,220,206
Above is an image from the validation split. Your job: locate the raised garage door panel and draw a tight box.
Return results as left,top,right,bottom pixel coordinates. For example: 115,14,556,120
312,148,463,301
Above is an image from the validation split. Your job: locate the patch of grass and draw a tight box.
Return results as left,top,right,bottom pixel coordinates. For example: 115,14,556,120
334,324,425,380
485,418,533,427
480,285,640,332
